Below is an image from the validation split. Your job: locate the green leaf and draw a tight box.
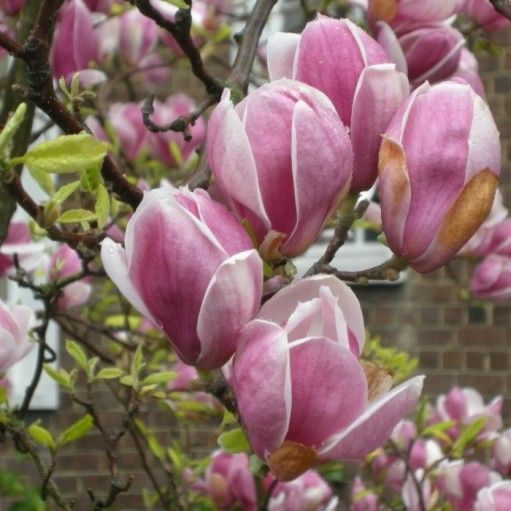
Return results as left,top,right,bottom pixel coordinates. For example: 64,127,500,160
27,167,55,196
148,435,165,459
104,314,141,329
58,414,94,445
43,364,72,390
80,165,101,193
422,420,457,443
95,367,124,380
452,417,486,457
28,422,56,450
53,181,81,205
57,209,97,224
120,375,135,387
141,371,177,386
131,344,144,377
95,183,110,227
218,428,249,453
248,454,267,476
0,103,27,157
65,340,88,373
13,134,107,174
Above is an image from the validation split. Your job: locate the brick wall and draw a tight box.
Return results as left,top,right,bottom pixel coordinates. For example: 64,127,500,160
2,27,511,511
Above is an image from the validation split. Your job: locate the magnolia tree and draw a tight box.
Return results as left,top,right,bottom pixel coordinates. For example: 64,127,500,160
0,0,510,509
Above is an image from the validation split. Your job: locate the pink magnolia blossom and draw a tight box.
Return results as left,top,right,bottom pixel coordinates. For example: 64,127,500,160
207,80,353,257
351,477,381,511
470,254,511,300
232,275,423,480
1,0,25,16
436,461,498,511
50,0,105,85
267,16,409,192
474,481,511,511
194,451,257,511
451,48,486,97
167,360,220,412
117,9,159,65
401,469,432,511
101,187,263,369
493,429,511,477
48,245,91,311
264,470,335,511
377,22,465,85
481,219,511,257
463,0,511,31
378,80,501,272
434,386,503,439
368,0,463,34
0,299,35,374
460,191,508,257
0,221,44,277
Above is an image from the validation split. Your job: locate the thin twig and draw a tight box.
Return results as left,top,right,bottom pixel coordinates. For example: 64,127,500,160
142,95,216,140
305,196,369,277
229,0,279,93
489,0,511,20
316,255,408,284
133,0,222,96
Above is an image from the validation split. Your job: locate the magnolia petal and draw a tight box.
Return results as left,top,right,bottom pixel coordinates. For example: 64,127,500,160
319,376,424,460
351,64,409,192
258,275,365,355
267,32,300,80
196,250,263,370
286,337,367,448
233,320,291,458
207,90,270,228
378,137,411,254
413,168,499,272
100,238,157,325
283,98,352,255
376,22,407,74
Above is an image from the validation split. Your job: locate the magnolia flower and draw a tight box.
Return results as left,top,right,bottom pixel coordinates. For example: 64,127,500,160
0,221,44,277
50,0,105,85
474,481,511,511
101,187,263,369
493,429,511,477
48,245,91,311
232,275,423,480
434,386,503,439
378,80,501,272
194,451,257,511
437,461,501,511
470,254,511,300
267,16,409,192
0,299,35,374
265,470,335,511
207,80,352,257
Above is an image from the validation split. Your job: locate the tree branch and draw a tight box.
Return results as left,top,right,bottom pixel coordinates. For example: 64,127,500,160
0,0,144,210
133,0,222,96
304,196,368,277
489,0,511,20
315,255,408,284
1,168,104,248
228,0,279,93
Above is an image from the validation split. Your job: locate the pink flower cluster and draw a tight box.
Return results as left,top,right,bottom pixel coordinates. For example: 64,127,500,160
354,386,511,511
191,450,336,511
